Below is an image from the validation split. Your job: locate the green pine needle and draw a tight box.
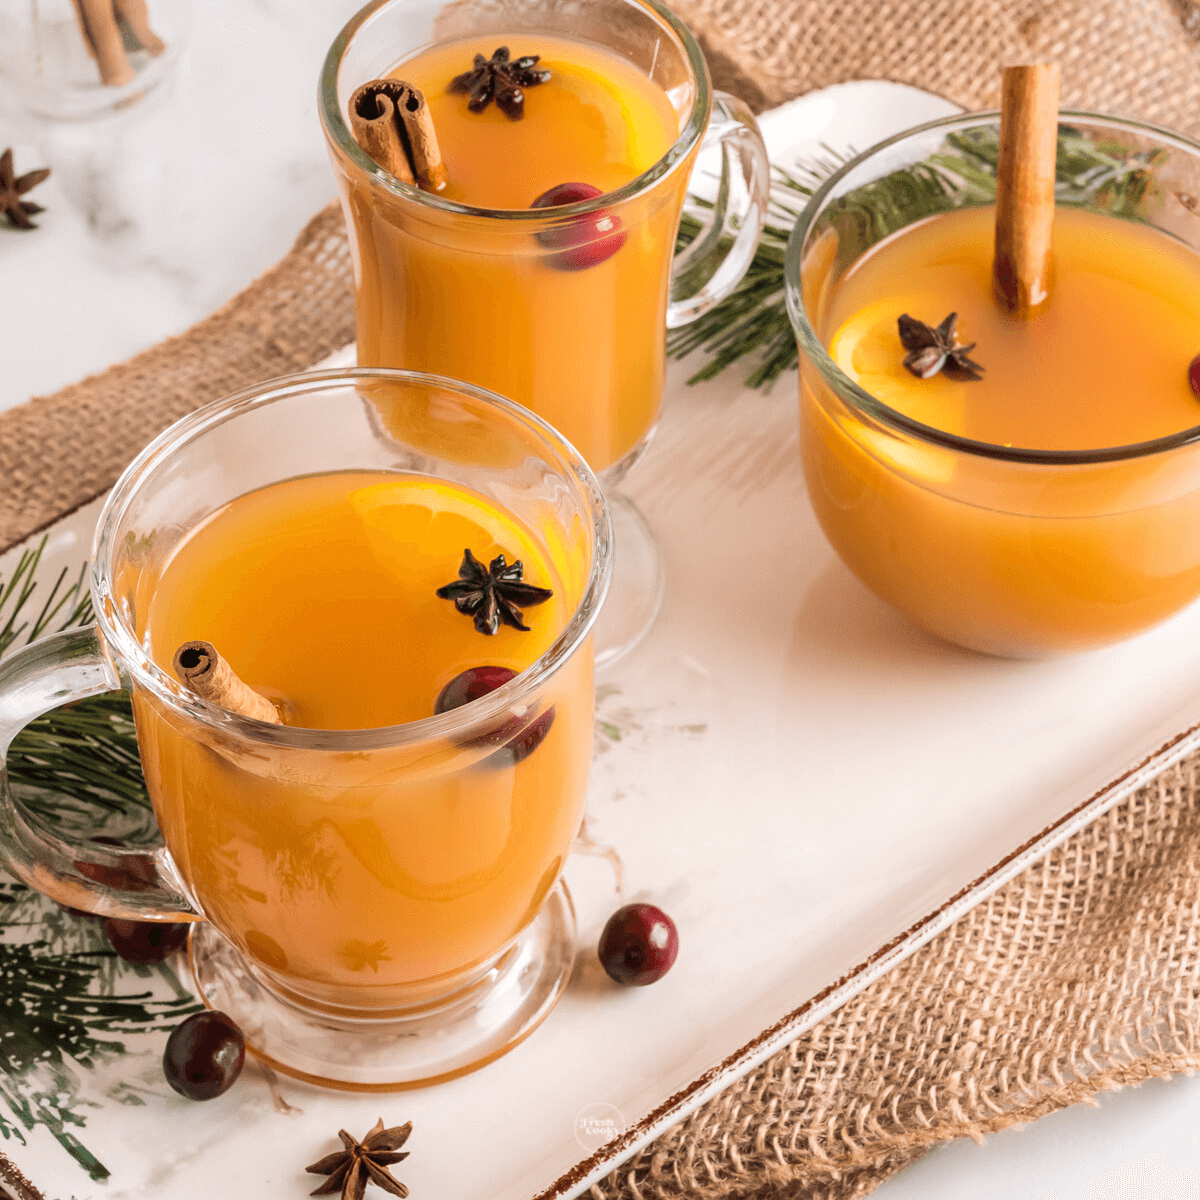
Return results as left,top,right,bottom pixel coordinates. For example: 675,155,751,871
9,692,152,832
0,536,92,659
670,125,1167,391
0,545,191,1180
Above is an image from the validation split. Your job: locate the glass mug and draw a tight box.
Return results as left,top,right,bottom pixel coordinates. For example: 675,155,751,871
787,113,1200,658
0,370,611,1088
320,0,769,667
320,0,771,479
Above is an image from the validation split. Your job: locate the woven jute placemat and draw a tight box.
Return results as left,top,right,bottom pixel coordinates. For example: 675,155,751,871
5,2,1200,1197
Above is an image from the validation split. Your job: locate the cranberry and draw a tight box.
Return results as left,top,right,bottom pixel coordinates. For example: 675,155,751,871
436,665,517,711
74,835,157,894
499,707,555,765
436,666,555,764
163,1011,245,1101
104,918,190,965
531,182,626,271
598,903,679,986
1189,354,1200,399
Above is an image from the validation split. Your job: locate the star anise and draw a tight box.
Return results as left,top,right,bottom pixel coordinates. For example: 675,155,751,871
897,312,984,381
306,1119,411,1200
448,46,551,120
436,548,553,635
1,148,51,231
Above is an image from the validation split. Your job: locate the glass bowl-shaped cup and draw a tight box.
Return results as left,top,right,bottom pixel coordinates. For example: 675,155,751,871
786,112,1200,658
0,369,611,1089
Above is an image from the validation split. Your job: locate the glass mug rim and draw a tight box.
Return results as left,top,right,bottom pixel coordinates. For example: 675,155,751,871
91,367,613,752
317,0,712,221
785,109,1200,468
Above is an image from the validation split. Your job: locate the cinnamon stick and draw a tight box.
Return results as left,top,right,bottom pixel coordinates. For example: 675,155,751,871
993,63,1060,316
349,82,416,186
394,84,448,192
113,0,166,56
72,0,135,87
0,1152,44,1200
349,80,447,192
173,641,282,725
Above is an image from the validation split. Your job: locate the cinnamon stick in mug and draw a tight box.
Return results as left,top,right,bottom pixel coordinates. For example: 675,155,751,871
993,62,1060,316
349,80,447,191
71,0,135,86
393,84,448,191
173,641,282,725
113,0,166,55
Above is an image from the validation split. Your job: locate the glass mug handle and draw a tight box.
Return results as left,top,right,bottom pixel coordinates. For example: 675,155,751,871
667,90,771,329
0,625,200,921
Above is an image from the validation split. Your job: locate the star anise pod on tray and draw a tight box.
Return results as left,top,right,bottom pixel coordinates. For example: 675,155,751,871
306,1119,412,1200
448,46,551,120
437,548,554,635
1,148,51,230
897,312,984,381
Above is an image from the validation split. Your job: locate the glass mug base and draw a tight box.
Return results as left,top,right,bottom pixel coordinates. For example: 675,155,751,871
188,883,577,1091
598,420,659,490
593,494,666,673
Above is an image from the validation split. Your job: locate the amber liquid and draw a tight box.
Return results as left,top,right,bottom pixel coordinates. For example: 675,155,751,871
335,34,685,472
133,472,593,1010
802,205,1200,654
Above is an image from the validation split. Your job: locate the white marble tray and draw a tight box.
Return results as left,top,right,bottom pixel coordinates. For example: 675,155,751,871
9,81,1200,1200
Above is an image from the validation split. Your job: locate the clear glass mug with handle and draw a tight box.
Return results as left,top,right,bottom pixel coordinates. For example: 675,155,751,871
0,369,611,1089
320,0,770,664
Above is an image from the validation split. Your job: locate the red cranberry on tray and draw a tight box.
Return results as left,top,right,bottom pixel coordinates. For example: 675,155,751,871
598,903,679,986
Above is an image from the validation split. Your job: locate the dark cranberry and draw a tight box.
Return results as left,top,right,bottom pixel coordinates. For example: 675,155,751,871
598,903,678,986
163,1011,245,1101
531,182,626,271
531,180,603,208
74,835,157,894
104,918,190,965
436,666,555,764
436,665,517,711
499,707,555,765
1189,354,1200,399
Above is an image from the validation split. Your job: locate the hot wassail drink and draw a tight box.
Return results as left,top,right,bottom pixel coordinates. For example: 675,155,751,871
803,201,1200,655
337,34,684,472
134,470,593,1010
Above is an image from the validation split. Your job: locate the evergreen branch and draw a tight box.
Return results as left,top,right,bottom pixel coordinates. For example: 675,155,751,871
9,692,151,831
671,125,1168,390
0,537,92,658
0,551,190,1181
0,539,147,831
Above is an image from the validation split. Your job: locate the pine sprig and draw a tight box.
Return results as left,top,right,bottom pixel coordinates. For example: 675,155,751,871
0,537,148,833
671,125,1169,390
0,536,92,659
9,692,152,834
0,882,197,1180
0,546,191,1182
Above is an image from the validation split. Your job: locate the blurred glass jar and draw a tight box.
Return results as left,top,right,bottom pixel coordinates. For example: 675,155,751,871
0,0,191,120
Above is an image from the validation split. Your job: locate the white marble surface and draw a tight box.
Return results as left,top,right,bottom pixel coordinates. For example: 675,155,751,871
4,4,1200,1197
0,0,362,412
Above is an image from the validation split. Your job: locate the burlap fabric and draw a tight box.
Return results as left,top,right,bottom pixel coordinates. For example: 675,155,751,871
5,2,1200,1197
0,210,354,553
593,751,1200,1199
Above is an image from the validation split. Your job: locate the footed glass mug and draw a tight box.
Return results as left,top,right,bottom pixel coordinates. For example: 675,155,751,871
0,369,611,1088
320,0,770,664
